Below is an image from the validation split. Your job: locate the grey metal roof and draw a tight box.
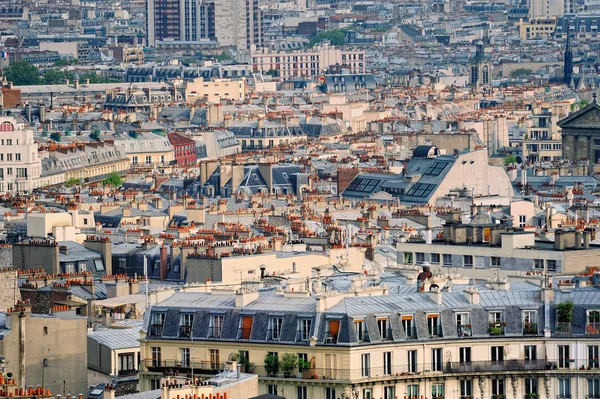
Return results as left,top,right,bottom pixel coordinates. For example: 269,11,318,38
88,322,143,350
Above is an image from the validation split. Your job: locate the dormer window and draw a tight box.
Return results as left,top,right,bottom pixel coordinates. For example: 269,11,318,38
210,314,224,337
179,313,193,338
402,315,414,338
587,310,600,334
326,319,340,343
298,318,311,341
456,312,471,337
239,316,253,339
268,316,283,340
151,312,165,336
377,317,391,340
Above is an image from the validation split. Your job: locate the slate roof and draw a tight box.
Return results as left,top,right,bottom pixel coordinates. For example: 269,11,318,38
88,321,143,350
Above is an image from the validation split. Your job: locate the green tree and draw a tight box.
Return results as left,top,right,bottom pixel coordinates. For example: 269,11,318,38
4,61,41,85
64,178,81,187
504,155,517,165
309,29,352,47
80,73,121,84
509,68,533,79
215,52,232,62
54,58,78,67
43,70,75,85
103,172,124,187
571,99,589,112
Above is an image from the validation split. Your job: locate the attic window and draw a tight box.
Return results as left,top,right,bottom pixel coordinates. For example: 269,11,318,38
282,172,288,178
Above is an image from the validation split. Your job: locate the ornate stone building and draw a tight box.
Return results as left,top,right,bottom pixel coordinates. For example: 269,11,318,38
558,97,600,162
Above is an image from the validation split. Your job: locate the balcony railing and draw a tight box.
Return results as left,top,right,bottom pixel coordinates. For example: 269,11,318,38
142,359,225,373
555,322,572,334
447,360,547,373
179,326,192,338
117,369,138,377
586,322,600,334
324,333,338,344
405,326,418,339
238,328,252,340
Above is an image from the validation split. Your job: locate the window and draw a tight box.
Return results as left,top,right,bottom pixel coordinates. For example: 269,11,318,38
431,253,440,264
589,378,600,399
383,351,392,375
463,255,473,267
525,378,538,396
403,252,413,264
525,345,537,361
5,139,9,145
558,378,571,398
267,385,277,395
377,317,390,340
179,313,193,337
408,350,417,373
6,154,11,161
270,317,283,340
150,379,160,390
299,318,312,341
491,346,504,363
534,259,544,269
209,349,220,369
491,256,501,267
519,215,526,227
589,345,599,368
460,380,472,398
151,312,165,336
491,379,505,397
443,254,452,266
432,348,442,371
456,312,471,336
43,326,48,335
523,310,537,334
132,156,138,165
239,316,253,339
151,347,161,367
180,348,190,367
325,388,335,399
432,384,444,399
402,315,414,338
145,155,152,165
416,252,425,264
362,388,372,399
355,319,367,342
361,353,370,377
15,153,20,161
6,168,12,175
589,310,600,334
327,319,340,343
210,315,224,337
427,314,441,336
384,386,395,399
297,386,307,399
558,345,571,368
460,347,471,364
547,259,557,271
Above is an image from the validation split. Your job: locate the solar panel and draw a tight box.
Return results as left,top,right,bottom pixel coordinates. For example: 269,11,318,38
425,161,447,176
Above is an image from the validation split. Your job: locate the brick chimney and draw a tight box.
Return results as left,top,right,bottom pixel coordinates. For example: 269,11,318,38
159,243,168,281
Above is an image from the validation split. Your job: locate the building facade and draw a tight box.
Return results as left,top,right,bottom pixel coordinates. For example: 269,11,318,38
558,100,600,162
469,41,490,87
250,42,366,79
138,286,600,399
0,117,42,194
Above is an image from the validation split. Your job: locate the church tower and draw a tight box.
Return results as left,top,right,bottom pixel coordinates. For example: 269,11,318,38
564,25,573,85
469,41,491,87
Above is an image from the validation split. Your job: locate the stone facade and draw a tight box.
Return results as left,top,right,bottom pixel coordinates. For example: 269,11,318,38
558,101,600,162
0,268,20,311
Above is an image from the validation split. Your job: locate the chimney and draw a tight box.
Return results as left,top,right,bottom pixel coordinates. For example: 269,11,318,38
235,289,259,307
584,230,591,249
40,104,47,122
575,231,583,249
554,230,565,250
160,243,168,281
464,286,480,304
427,288,442,305
74,80,79,90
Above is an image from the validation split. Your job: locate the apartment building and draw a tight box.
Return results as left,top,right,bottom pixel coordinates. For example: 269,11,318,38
517,18,557,40
523,110,563,163
396,224,599,279
0,117,41,194
138,282,600,399
250,42,366,79
111,132,175,167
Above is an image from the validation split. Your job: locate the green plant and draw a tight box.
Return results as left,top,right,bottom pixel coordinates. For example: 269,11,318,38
103,172,124,187
4,61,41,85
64,178,81,187
504,155,517,165
280,353,298,373
90,129,101,141
298,359,311,370
264,354,279,375
488,326,502,335
50,132,61,142
557,300,574,323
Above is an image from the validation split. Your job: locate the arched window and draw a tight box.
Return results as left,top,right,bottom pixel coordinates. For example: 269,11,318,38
482,65,489,85
0,121,14,131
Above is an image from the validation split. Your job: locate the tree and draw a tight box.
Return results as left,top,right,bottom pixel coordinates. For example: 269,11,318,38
103,172,124,187
4,61,41,85
64,178,81,187
309,29,352,47
571,99,589,112
43,70,74,85
215,52,232,62
509,68,533,79
504,155,517,165
54,58,78,67
80,73,121,84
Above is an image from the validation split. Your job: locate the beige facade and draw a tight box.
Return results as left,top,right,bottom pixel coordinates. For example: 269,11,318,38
250,42,366,78
0,117,42,193
0,305,88,397
182,77,246,102
518,18,557,40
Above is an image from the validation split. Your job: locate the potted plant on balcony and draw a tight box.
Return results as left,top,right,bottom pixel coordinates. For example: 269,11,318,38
264,354,279,377
526,393,538,398
280,353,298,378
298,359,312,379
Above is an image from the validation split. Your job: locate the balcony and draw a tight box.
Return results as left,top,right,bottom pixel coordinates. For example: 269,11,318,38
142,359,224,374
489,323,505,335
179,326,192,338
324,333,338,344
555,322,572,335
458,325,472,337
446,360,547,373
117,369,138,377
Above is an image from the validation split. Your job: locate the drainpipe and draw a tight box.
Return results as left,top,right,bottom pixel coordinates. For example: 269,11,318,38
19,312,26,387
